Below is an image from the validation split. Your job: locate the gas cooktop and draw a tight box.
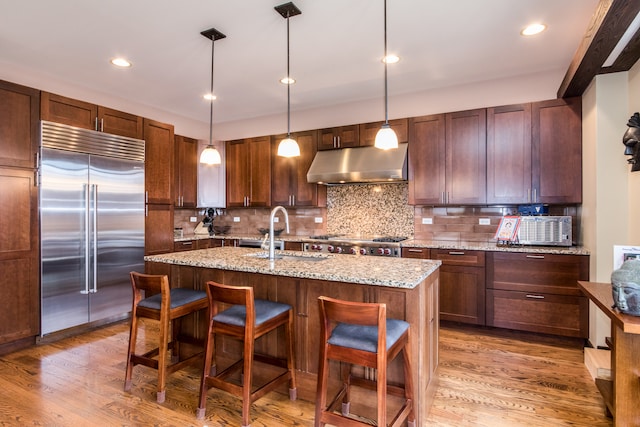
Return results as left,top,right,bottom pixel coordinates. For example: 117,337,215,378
308,235,408,243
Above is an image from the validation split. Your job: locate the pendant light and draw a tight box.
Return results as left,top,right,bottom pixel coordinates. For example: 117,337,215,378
199,27,226,165
275,2,302,158
374,0,399,150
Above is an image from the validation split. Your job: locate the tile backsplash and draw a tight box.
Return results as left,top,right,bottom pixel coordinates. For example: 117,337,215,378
175,182,579,243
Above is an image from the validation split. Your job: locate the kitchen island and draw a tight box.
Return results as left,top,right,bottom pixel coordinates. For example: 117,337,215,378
145,247,441,424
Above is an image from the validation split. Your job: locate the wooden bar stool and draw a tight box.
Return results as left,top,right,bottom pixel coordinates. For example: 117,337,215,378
315,296,415,427
124,272,208,403
196,281,297,426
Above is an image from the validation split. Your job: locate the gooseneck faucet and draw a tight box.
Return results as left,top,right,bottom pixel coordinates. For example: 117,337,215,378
269,206,290,263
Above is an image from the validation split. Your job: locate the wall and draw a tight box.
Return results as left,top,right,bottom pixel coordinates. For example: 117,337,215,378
629,61,640,242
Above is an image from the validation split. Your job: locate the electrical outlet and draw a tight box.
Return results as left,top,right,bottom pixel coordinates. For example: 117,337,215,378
479,218,491,225
314,217,323,223
189,216,197,223
273,217,279,223
233,217,240,223
421,217,433,225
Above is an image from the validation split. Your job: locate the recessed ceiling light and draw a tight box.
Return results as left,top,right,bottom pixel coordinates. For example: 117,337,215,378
203,93,217,101
280,76,295,85
382,54,400,64
110,57,132,68
521,23,546,36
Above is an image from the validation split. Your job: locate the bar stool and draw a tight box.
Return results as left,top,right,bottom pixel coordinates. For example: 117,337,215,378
124,272,208,403
315,296,415,427
196,281,296,427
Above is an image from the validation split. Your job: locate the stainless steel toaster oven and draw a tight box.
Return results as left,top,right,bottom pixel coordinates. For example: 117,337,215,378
517,216,572,246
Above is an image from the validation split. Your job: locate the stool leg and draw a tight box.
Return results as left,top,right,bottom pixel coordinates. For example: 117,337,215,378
124,313,138,392
171,317,181,363
403,338,416,426
341,365,351,416
286,309,297,400
315,342,329,426
156,313,170,403
197,318,216,419
377,354,387,426
241,330,254,427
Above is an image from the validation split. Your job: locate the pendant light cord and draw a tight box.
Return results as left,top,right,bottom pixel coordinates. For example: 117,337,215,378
209,38,215,146
286,12,291,138
383,0,389,126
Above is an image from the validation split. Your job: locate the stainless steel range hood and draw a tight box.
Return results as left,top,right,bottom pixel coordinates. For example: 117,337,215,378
307,143,408,184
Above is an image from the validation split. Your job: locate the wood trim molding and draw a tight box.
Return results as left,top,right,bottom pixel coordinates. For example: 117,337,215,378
557,0,640,98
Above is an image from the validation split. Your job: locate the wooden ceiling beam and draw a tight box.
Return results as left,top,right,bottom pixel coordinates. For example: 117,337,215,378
557,0,640,98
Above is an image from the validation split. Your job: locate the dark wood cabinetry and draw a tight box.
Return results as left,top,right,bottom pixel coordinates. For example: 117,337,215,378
226,136,271,207
41,92,143,139
318,125,359,150
532,97,582,204
271,130,325,207
358,118,408,147
486,252,589,338
0,81,39,169
409,109,486,205
144,119,174,256
486,103,532,204
174,135,197,208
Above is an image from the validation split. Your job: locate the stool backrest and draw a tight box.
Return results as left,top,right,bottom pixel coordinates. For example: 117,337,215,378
129,272,170,307
206,281,255,327
318,296,387,356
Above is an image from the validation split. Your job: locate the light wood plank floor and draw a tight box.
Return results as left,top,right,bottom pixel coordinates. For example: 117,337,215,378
0,320,611,426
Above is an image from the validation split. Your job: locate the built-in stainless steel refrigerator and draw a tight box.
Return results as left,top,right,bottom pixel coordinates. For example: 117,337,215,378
40,121,145,336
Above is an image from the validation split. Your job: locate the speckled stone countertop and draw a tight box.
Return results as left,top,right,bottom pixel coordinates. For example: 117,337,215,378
402,239,590,255
145,247,441,289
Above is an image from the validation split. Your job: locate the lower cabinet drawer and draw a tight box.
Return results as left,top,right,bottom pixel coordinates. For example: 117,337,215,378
486,289,588,338
174,240,196,251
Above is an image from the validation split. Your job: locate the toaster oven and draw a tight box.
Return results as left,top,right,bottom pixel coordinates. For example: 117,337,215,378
517,216,572,246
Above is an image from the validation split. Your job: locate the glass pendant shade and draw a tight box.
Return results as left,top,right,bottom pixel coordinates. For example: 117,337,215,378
277,137,300,157
200,145,222,165
374,123,398,150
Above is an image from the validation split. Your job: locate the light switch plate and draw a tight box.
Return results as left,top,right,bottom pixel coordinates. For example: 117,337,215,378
273,217,279,223
233,217,240,222
189,216,197,223
479,218,491,225
314,217,323,223
421,217,433,225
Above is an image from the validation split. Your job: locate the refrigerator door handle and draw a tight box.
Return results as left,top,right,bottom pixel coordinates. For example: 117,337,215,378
91,184,98,293
81,183,90,295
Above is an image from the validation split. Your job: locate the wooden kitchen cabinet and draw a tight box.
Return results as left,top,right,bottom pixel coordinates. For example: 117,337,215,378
0,80,39,169
432,249,486,325
358,118,408,147
532,97,582,204
144,118,174,205
486,251,589,338
41,92,143,139
318,124,359,150
401,247,430,259
271,130,326,207
174,135,198,208
0,167,40,353
226,136,271,207
486,103,532,204
144,203,174,256
409,109,486,205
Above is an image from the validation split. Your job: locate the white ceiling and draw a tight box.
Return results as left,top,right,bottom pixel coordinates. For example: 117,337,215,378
0,0,598,138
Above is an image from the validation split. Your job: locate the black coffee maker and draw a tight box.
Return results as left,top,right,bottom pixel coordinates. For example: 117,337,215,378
201,208,216,234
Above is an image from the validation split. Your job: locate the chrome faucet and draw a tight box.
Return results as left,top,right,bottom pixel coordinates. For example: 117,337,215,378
269,206,290,263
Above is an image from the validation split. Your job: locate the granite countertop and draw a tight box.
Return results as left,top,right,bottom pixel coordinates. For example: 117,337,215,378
145,247,441,289
174,234,590,255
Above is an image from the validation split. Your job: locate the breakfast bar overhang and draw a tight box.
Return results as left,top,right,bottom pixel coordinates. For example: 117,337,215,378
145,247,441,424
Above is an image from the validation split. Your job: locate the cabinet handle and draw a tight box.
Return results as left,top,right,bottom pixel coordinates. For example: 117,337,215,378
441,192,445,204
527,188,531,203
297,312,308,317
94,117,99,131
145,191,148,203
526,255,545,259
145,205,148,217
525,294,545,299
292,194,295,206
448,251,465,255
100,118,104,132
34,151,39,169
182,242,193,246
533,188,537,203
407,249,423,253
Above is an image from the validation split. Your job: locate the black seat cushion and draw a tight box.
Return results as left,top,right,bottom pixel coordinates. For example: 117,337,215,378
138,288,207,310
213,299,291,327
328,319,409,353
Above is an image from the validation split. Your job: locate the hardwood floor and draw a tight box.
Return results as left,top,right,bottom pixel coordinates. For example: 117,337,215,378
0,320,611,426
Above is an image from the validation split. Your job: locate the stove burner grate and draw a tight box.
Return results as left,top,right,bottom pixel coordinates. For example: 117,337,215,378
372,236,408,243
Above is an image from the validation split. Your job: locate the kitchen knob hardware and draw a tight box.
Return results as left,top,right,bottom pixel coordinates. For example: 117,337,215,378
526,255,545,259
448,251,465,255
349,248,357,255
525,294,545,299
359,248,367,255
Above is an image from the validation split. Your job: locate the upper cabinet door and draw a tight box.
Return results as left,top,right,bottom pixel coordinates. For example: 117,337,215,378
174,135,198,208
248,136,272,207
0,80,39,169
225,136,271,207
41,92,97,130
144,118,174,204
486,103,532,204
318,125,360,150
445,108,487,205
408,114,446,205
532,97,582,204
97,106,143,139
